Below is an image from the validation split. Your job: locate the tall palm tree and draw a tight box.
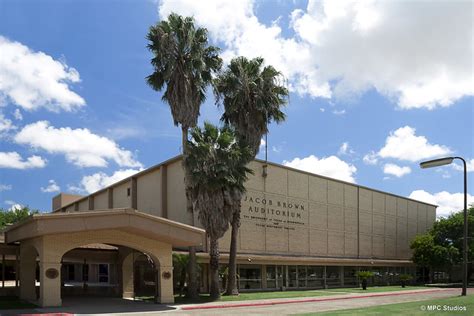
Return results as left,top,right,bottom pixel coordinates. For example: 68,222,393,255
184,122,252,300
214,56,288,295
147,13,222,298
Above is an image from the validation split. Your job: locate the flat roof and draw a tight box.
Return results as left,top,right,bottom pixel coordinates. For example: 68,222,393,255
5,208,206,247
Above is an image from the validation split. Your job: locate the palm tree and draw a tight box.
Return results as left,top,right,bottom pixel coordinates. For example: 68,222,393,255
147,13,222,298
184,122,252,300
172,253,189,297
214,56,288,295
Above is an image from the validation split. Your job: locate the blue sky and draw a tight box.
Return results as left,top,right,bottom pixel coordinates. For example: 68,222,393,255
0,0,472,217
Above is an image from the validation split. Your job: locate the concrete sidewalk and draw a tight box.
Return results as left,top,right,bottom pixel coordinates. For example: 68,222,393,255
176,287,459,311
169,288,473,315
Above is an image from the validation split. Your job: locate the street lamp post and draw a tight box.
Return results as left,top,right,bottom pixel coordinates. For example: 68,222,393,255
420,156,469,296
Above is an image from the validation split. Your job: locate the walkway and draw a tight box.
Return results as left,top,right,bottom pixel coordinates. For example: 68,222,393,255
172,288,472,315
0,297,175,315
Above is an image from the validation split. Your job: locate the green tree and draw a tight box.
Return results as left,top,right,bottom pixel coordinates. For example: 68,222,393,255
430,206,474,281
0,206,38,230
147,13,222,298
410,234,459,283
184,122,252,300
213,56,288,295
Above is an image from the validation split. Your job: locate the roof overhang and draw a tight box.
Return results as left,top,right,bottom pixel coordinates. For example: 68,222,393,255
5,208,206,247
194,252,414,266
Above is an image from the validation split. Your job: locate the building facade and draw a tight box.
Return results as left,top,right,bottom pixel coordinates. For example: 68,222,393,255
2,155,437,306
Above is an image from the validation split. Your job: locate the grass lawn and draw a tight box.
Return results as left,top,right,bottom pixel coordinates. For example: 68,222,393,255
0,297,37,310
298,294,474,315
170,286,430,304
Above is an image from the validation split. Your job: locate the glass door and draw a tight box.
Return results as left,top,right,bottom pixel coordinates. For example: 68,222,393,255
288,266,297,288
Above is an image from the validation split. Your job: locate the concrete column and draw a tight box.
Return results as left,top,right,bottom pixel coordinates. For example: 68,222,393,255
88,196,94,210
19,246,37,302
131,178,137,210
2,254,5,288
159,265,174,304
107,188,113,208
323,266,327,289
160,165,168,218
261,265,267,289
15,249,19,289
122,253,134,299
39,262,62,307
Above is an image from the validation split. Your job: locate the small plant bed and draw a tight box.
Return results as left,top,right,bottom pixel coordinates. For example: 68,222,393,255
298,293,474,315
330,285,427,294
0,297,37,310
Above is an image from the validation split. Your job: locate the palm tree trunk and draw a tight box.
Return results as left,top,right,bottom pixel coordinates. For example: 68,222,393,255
225,211,240,295
182,125,199,299
468,263,473,285
179,267,186,297
187,246,198,298
209,235,221,300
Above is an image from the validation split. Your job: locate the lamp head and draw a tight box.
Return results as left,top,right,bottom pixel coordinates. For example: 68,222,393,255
420,157,454,169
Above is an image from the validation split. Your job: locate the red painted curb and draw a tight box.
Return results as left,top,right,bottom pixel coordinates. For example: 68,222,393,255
18,314,74,316
181,288,456,311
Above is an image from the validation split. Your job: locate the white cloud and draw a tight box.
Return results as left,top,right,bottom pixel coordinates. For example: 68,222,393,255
158,0,331,98
338,142,354,156
0,113,15,136
452,159,474,173
409,190,474,218
4,200,23,211
377,126,451,162
283,154,357,183
272,145,282,153
383,163,411,178
0,184,12,191
71,169,143,194
0,151,46,169
260,138,266,148
14,121,142,168
0,36,85,112
332,109,346,115
13,109,23,120
41,179,60,193
158,0,473,109
363,151,378,165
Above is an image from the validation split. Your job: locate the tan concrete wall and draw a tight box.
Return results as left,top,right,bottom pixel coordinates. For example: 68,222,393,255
137,169,162,217
113,182,131,208
52,193,83,211
94,191,108,210
56,157,436,261
218,160,436,260
77,199,88,211
166,160,192,226
65,204,75,212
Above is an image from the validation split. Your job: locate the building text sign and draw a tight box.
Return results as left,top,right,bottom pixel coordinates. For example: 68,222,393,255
241,193,306,230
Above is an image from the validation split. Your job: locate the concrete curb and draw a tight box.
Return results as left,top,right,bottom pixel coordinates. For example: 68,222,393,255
181,288,456,311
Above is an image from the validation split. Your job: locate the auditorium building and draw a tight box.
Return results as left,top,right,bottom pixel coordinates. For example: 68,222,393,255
0,156,437,306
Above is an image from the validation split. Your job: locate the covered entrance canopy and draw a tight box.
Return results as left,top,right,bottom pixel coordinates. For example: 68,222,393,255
5,208,205,307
